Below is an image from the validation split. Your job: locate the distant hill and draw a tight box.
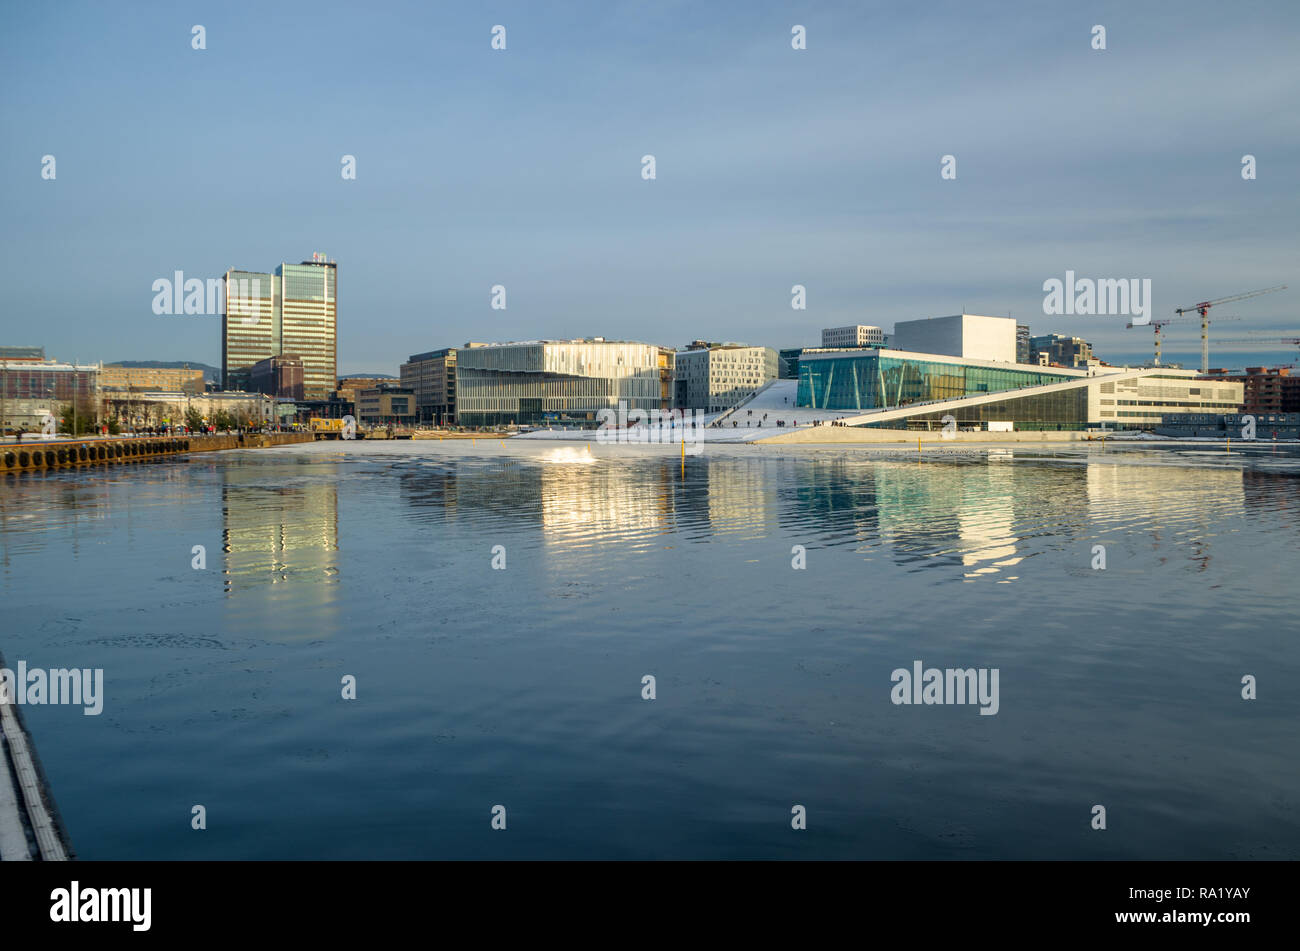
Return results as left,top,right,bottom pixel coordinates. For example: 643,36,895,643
107,360,221,382
339,372,397,379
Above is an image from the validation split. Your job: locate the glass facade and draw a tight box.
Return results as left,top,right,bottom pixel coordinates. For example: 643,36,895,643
222,261,337,400
221,270,276,389
277,262,337,400
873,389,1089,431
798,353,1073,411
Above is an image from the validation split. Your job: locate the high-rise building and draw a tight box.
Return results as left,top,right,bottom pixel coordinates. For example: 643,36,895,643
222,254,337,399
822,325,886,348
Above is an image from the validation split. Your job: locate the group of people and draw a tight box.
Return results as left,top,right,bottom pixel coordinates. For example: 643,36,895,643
732,410,799,429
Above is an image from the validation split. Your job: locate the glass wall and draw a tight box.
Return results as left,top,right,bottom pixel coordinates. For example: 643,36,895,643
873,388,1089,430
798,353,1073,410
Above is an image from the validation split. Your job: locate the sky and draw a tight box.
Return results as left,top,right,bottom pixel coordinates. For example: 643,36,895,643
1,0,1298,375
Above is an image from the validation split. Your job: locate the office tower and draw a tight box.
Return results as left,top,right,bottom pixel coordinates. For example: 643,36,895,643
222,254,337,399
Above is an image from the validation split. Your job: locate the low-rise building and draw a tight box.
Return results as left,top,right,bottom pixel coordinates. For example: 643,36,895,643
1156,412,1300,440
1203,366,1300,414
821,325,886,348
357,383,415,425
674,343,778,413
336,377,395,404
455,339,663,427
1030,333,1094,368
100,390,285,430
796,348,1242,430
99,365,206,394
249,355,305,400
0,360,100,433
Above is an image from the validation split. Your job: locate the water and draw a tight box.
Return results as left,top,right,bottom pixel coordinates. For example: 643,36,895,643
2,440,1298,859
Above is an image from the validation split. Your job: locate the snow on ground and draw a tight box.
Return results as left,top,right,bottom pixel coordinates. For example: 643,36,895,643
516,380,868,444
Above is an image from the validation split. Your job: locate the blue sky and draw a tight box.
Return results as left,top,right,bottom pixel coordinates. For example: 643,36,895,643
2,0,1297,374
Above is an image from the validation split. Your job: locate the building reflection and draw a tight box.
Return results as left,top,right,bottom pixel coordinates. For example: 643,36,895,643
387,446,1265,578
1085,457,1244,572
221,466,340,589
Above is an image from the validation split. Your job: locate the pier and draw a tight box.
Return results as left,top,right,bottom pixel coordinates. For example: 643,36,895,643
0,432,314,474
0,652,73,861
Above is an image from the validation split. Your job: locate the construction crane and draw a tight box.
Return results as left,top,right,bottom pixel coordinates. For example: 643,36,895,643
1127,314,1243,366
1172,285,1287,373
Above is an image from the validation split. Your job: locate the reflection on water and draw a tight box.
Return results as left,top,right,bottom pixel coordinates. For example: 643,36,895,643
221,467,341,589
1,442,1298,860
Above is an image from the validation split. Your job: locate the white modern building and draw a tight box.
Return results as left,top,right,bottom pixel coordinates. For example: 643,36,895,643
891,314,1017,364
674,344,778,413
821,325,887,348
455,339,663,427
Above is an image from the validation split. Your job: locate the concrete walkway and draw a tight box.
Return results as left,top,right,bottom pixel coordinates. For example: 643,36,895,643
0,652,71,861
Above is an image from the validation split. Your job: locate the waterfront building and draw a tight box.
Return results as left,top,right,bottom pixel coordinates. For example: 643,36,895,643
893,314,1017,363
796,347,1242,430
1203,366,1300,415
291,393,354,424
656,346,676,410
99,390,286,430
781,346,883,381
357,384,415,426
100,365,206,394
456,339,663,427
674,344,778,412
400,349,458,425
222,254,337,399
0,360,100,433
821,325,887,348
1155,412,1300,440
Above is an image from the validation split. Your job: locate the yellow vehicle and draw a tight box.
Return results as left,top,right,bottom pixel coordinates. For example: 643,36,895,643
310,417,347,435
